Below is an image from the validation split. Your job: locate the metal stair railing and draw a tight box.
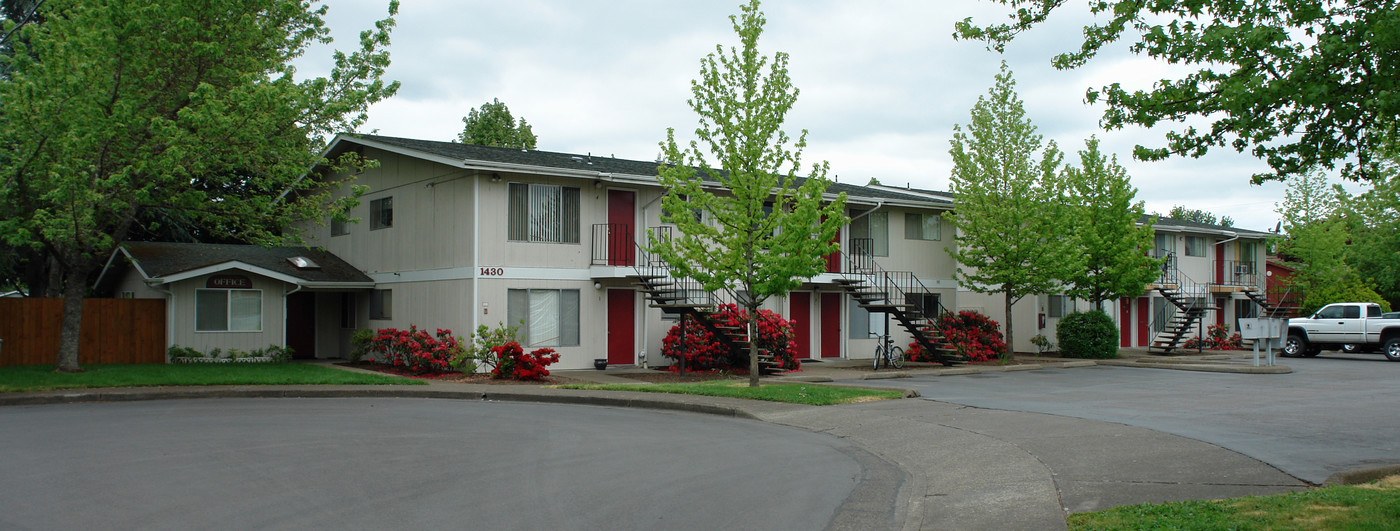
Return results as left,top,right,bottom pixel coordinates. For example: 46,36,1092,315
623,226,784,373
836,238,959,365
1149,256,1211,353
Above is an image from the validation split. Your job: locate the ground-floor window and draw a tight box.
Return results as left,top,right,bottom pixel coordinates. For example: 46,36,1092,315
507,289,580,347
369,289,392,320
848,299,886,339
196,289,262,332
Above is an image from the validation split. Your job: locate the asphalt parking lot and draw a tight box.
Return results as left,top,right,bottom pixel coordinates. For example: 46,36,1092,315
0,398,870,530
856,353,1400,484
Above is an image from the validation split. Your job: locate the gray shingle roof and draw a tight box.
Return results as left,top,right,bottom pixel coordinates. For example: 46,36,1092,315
119,242,372,284
345,134,942,205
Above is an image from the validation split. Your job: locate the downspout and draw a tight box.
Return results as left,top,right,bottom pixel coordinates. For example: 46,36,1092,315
285,283,304,351
472,172,481,348
147,280,175,355
637,192,665,369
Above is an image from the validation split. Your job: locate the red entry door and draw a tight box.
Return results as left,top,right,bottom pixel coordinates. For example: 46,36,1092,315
607,290,635,365
820,293,842,358
1136,297,1150,347
1119,299,1131,348
1216,298,1226,327
790,292,811,359
608,190,635,266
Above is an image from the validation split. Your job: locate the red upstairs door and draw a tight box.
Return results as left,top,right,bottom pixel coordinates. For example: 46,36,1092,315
790,292,811,359
607,289,635,365
608,190,635,266
820,293,841,358
824,225,841,273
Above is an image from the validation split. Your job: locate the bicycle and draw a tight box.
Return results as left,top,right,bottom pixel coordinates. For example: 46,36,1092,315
873,334,904,370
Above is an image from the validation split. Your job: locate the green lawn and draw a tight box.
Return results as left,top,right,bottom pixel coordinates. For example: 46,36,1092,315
1069,476,1400,530
0,363,423,392
557,380,903,406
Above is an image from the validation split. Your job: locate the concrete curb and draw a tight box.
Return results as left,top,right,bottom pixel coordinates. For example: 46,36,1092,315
1323,464,1400,486
1097,359,1293,374
0,386,791,420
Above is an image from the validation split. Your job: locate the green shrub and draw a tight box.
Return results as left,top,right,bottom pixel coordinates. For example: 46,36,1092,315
1057,310,1119,359
349,328,375,363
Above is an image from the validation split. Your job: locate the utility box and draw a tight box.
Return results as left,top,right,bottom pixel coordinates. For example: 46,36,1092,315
1239,317,1286,367
1239,318,1286,341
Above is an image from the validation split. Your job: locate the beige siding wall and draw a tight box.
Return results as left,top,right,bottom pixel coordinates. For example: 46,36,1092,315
113,269,165,299
957,290,1039,353
169,274,287,353
308,147,477,274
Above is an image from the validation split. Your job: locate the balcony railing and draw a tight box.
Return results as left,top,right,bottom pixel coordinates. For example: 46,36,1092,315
1214,259,1260,288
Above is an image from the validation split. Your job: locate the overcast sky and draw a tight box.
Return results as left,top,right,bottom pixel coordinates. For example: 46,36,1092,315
298,0,1352,232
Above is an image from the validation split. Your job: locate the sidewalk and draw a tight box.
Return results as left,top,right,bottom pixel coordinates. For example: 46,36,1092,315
1,357,1312,531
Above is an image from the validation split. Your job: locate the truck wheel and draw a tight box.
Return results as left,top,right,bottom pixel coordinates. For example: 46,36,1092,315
1386,339,1400,362
1283,334,1307,357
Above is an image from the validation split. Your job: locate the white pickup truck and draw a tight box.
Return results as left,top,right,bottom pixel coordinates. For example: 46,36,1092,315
1283,303,1400,361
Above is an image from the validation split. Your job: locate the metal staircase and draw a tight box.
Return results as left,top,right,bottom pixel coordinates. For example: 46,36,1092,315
831,238,963,366
606,226,785,374
1148,255,1211,354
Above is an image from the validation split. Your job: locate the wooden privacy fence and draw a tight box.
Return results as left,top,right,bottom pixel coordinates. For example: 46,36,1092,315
0,298,166,366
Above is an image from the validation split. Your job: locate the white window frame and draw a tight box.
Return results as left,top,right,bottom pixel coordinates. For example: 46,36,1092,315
507,288,581,347
904,212,942,241
1184,236,1207,257
195,288,263,332
508,183,580,244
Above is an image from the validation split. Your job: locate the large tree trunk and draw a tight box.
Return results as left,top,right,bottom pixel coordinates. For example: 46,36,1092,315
1003,292,1014,362
55,265,90,372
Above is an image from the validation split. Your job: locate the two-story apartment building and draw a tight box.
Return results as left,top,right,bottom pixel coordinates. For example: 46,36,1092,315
98,134,962,369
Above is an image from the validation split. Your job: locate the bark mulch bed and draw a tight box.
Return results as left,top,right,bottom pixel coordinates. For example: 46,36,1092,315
610,370,742,384
335,362,577,385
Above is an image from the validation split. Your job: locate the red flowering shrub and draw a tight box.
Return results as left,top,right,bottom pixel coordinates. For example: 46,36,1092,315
660,304,800,372
369,326,464,374
482,341,560,380
1184,324,1244,350
908,311,1006,362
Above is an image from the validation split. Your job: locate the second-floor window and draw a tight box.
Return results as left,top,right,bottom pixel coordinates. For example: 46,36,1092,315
331,218,349,237
370,197,393,230
904,213,942,241
1184,236,1206,257
508,183,580,243
850,211,888,256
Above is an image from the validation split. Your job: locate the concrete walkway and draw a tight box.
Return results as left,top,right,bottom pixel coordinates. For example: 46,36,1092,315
0,355,1322,530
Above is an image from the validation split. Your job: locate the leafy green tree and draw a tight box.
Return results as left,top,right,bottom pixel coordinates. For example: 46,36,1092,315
1061,137,1162,308
947,62,1077,358
1338,158,1400,309
1165,206,1234,228
457,98,538,149
0,0,401,371
955,1,1400,184
1276,170,1389,314
655,0,845,387
1277,169,1340,229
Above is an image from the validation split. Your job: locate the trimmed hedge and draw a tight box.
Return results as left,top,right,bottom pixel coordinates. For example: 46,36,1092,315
1056,310,1119,359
